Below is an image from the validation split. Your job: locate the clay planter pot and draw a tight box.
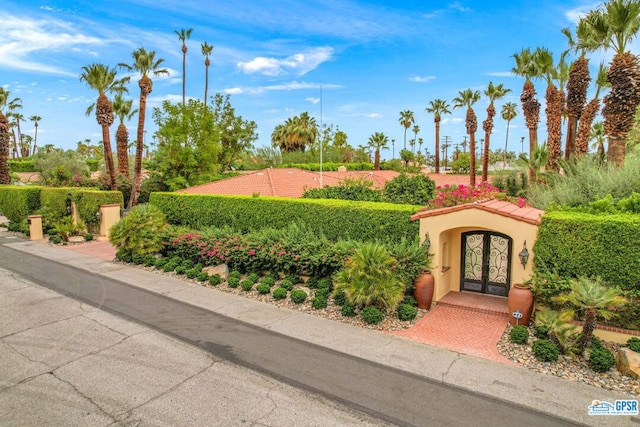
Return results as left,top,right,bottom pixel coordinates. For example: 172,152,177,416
414,271,435,310
508,283,534,326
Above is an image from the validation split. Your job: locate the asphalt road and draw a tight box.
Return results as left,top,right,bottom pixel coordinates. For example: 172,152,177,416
0,241,582,426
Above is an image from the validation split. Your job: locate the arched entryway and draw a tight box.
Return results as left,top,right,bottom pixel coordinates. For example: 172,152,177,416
460,231,512,297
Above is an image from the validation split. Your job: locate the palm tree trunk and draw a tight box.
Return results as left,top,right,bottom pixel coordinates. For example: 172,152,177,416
546,85,562,172
129,76,152,208
482,133,490,182
528,127,537,183
0,113,10,184
33,124,38,155
182,46,187,106
101,125,117,190
607,134,626,165
204,64,209,107
116,123,129,177
374,148,380,170
579,309,597,354
565,117,578,159
469,133,476,186
576,98,600,156
434,120,440,174
503,120,511,170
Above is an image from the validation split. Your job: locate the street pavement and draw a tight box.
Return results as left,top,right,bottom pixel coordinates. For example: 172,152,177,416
0,234,638,426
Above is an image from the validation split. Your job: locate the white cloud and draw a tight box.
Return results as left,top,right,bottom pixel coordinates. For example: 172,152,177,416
367,113,383,119
565,4,599,24
409,75,436,83
449,2,471,12
223,81,341,95
442,117,464,124
485,71,514,77
237,47,334,76
306,97,320,104
224,87,244,95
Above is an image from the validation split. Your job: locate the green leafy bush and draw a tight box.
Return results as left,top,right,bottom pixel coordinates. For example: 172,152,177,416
311,295,328,309
154,257,168,269
280,279,295,291
361,306,384,324
306,277,320,289
174,265,187,275
197,271,209,282
0,186,42,224
509,325,529,344
109,204,167,257
208,274,222,286
229,270,241,280
186,268,201,279
285,274,302,284
227,276,240,288
303,178,382,202
317,277,333,291
533,325,549,339
290,289,307,304
247,272,260,283
315,288,331,299
181,259,195,269
589,346,616,373
240,279,254,291
143,255,156,267
628,337,640,353
333,291,347,306
256,283,271,294
272,287,288,300
341,303,357,317
532,339,560,362
261,276,276,287
382,173,436,206
397,303,417,321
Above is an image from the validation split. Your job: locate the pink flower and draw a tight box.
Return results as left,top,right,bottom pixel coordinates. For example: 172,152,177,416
248,250,255,256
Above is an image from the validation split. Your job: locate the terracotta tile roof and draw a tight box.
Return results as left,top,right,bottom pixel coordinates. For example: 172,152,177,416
178,169,479,199
410,198,545,225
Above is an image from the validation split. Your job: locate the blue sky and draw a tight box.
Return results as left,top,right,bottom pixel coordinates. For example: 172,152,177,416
1,1,611,159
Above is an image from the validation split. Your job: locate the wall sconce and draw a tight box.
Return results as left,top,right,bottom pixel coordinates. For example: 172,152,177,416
519,241,530,268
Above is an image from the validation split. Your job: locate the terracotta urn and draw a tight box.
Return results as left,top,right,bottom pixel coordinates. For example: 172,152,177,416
414,271,435,310
508,283,534,326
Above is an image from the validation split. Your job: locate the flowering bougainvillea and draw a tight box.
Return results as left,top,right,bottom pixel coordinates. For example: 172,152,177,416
423,182,530,210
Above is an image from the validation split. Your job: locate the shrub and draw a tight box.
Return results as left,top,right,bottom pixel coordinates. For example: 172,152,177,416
143,255,157,267
227,276,240,288
109,204,167,257
197,271,209,282
315,288,331,299
154,257,168,268
272,287,288,300
397,303,417,321
84,233,94,242
509,325,529,344
285,274,302,284
532,339,560,362
533,325,549,339
303,177,382,202
382,173,436,206
280,279,295,291
361,306,384,324
240,279,254,291
229,270,242,280
333,291,347,306
306,276,320,289
317,277,333,292
628,337,640,353
162,260,179,272
256,283,271,294
311,295,328,309
589,346,616,373
247,272,260,283
186,268,200,279
341,303,357,317
209,274,222,286
261,276,277,287
402,295,417,306
181,259,195,269
290,289,307,304
174,265,187,275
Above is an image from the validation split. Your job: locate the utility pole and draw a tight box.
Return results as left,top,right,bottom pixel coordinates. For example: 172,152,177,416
441,135,452,172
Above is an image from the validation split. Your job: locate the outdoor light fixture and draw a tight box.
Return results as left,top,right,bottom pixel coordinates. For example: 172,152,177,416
519,241,530,268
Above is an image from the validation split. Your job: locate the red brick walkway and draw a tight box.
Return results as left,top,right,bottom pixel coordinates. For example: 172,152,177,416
61,240,117,261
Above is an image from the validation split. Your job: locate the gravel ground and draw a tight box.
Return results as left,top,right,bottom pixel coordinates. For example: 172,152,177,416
497,324,640,396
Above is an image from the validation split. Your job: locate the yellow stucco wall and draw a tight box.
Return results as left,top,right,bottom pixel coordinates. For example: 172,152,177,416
417,208,539,302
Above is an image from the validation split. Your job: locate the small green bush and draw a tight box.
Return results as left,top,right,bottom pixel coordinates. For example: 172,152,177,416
186,268,200,279
361,306,384,324
84,233,94,242
533,325,549,340
280,279,295,291
174,265,187,275
315,288,331,299
227,276,240,288
143,255,156,267
317,277,333,291
273,287,288,300
510,326,530,344
311,296,328,309
341,303,357,317
306,277,320,289
290,289,308,304
162,261,178,272
208,274,222,286
197,271,209,282
589,346,616,373
131,253,145,265
628,337,640,353
109,204,167,257
240,279,254,291
402,295,417,306
261,276,276,287
256,283,271,294
229,270,241,280
285,274,302,284
154,257,168,268
397,303,417,321
181,259,195,269
532,339,560,362
247,272,260,283
333,291,347,306
49,235,63,245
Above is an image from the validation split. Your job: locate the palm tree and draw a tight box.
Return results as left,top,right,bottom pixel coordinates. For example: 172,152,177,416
112,94,137,177
553,277,626,355
80,63,129,190
418,137,424,156
580,0,640,165
201,41,214,107
4,95,22,159
453,89,481,185
513,48,542,182
398,110,414,150
367,132,389,170
590,121,607,161
500,102,518,169
29,115,41,155
119,48,169,207
0,89,15,184
412,125,420,153
482,82,511,182
175,27,193,106
271,112,318,152
426,99,451,173
576,64,610,155
9,113,25,157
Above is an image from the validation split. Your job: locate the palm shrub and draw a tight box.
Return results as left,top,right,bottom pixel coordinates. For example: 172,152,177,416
534,307,579,355
553,277,626,355
333,242,405,314
109,204,167,257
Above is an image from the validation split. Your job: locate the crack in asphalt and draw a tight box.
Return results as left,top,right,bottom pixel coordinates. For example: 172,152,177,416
50,371,117,423
442,352,462,382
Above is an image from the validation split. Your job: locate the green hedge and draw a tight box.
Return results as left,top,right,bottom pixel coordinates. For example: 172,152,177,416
0,186,43,222
8,159,36,172
534,211,640,291
40,188,123,225
279,162,374,171
149,192,420,244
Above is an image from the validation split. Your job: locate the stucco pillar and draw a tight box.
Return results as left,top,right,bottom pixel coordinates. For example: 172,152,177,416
27,215,43,241
98,204,121,241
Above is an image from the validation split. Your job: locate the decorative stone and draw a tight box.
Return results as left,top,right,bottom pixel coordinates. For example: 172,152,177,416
68,236,85,243
203,264,229,280
616,347,640,379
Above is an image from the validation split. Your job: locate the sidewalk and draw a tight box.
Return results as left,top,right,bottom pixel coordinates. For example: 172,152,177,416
4,236,638,426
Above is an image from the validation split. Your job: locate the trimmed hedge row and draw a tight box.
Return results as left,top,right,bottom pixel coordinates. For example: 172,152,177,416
534,210,640,291
279,162,374,171
0,186,43,222
149,192,420,244
8,159,37,172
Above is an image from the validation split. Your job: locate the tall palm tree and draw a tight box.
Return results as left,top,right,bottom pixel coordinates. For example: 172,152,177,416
29,115,41,155
175,28,193,106
562,26,592,159
271,112,318,152
482,82,511,182
367,132,389,170
576,64,610,155
501,103,518,168
580,0,640,165
201,41,214,107
0,89,15,183
453,89,481,185
119,48,169,207
112,94,137,177
398,110,414,150
9,113,25,157
426,99,451,173
80,63,129,190
590,121,607,161
513,48,542,182
412,125,420,153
